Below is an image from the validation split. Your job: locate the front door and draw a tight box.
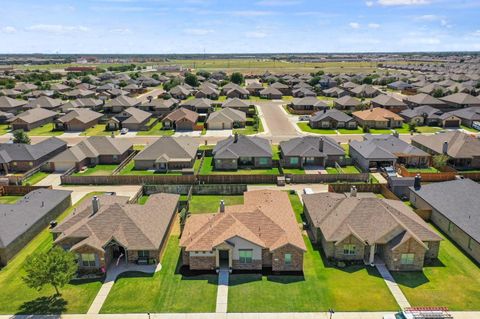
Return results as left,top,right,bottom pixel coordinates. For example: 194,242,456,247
219,250,229,268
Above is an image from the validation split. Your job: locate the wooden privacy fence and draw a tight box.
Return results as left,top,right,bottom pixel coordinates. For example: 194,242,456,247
196,174,278,184
288,173,369,184
61,174,196,185
0,185,52,196
397,165,457,182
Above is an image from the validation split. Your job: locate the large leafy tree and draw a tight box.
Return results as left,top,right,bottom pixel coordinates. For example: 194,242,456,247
23,247,78,296
184,72,199,87
432,154,449,169
230,72,244,85
12,130,31,144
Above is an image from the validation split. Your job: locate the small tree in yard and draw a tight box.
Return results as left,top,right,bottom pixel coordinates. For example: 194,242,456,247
13,129,31,144
230,72,244,85
408,122,417,133
23,247,78,296
433,154,449,169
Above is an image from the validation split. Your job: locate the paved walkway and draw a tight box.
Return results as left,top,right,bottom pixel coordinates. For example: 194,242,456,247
216,267,230,313
87,261,161,314
372,172,388,184
375,263,411,309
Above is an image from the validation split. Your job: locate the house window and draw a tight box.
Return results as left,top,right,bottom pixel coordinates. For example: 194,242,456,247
290,157,299,165
12,162,17,166
468,238,473,251
29,162,33,166
343,244,356,255
285,253,292,265
113,155,118,160
448,222,453,232
81,253,96,267
138,250,149,258
258,158,269,165
239,249,253,264
400,253,415,265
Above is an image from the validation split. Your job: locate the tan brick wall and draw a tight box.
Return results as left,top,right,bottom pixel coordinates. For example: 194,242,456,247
232,259,262,270
333,235,366,261
384,238,426,271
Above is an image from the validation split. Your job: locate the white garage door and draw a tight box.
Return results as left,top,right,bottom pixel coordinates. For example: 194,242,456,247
53,161,75,172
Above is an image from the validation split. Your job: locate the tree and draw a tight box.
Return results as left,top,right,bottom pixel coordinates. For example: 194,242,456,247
184,72,199,87
230,72,244,85
432,88,444,98
432,154,449,168
23,247,77,296
13,130,31,144
408,122,417,133
151,73,160,80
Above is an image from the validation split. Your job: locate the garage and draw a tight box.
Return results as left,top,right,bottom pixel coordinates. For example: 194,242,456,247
443,119,460,128
51,161,75,172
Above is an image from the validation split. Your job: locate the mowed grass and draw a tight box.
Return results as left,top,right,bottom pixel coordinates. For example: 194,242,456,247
100,236,217,313
137,122,174,136
337,128,364,134
72,164,118,176
27,123,63,136
22,171,49,185
297,123,337,134
405,167,440,173
393,226,480,310
188,195,244,214
0,195,23,204
228,236,398,312
326,165,360,174
0,124,10,135
199,157,279,175
119,161,182,175
80,124,118,136
415,126,443,133
0,193,104,314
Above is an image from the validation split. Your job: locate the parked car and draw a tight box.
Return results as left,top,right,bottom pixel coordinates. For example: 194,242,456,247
299,115,310,121
120,128,129,135
382,166,397,178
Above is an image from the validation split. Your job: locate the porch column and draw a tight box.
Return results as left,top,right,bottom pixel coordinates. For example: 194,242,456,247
369,244,375,265
215,250,220,268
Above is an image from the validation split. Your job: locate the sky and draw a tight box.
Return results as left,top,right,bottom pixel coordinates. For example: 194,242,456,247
0,0,479,54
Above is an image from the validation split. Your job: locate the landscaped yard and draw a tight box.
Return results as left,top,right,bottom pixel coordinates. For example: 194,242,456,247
199,157,280,175
81,124,118,136
394,123,412,134
119,161,182,175
337,128,364,134
461,125,480,133
100,236,217,313
73,164,118,176
233,117,264,135
393,225,480,310
136,122,174,136
0,193,104,314
282,168,306,174
326,165,360,174
0,124,10,135
297,123,337,134
188,194,244,214
368,127,394,134
27,123,63,136
228,236,398,312
415,126,443,134
0,195,23,204
287,192,303,223
22,171,49,185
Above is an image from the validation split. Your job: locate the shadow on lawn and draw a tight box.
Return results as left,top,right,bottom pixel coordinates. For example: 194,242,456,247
16,295,67,315
174,251,218,285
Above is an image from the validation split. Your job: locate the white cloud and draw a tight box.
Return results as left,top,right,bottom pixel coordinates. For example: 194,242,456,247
231,10,275,16
471,30,480,37
0,26,16,34
349,22,360,29
365,1,374,6
183,28,213,35
25,24,90,34
377,0,430,6
368,23,380,29
415,14,439,21
110,28,132,34
245,31,268,38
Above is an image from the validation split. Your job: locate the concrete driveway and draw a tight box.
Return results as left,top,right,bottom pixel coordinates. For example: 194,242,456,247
204,129,233,137
35,173,63,187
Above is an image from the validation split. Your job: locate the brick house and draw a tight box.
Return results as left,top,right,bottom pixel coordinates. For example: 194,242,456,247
303,192,442,271
10,108,58,131
162,108,199,131
352,107,404,129
52,193,179,272
180,190,306,272
55,108,103,132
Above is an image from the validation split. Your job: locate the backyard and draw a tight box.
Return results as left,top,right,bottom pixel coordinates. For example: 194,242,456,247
21,171,49,185
119,161,182,175
199,157,280,175
393,226,480,310
0,195,22,204
0,193,104,314
188,194,244,214
100,236,217,313
326,165,361,174
72,164,118,176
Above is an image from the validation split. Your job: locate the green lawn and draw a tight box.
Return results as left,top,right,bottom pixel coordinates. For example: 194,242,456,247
288,192,304,223
340,143,349,156
100,236,217,313
22,171,49,185
137,195,149,205
415,126,443,134
119,161,182,175
283,168,306,175
297,123,337,134
0,195,23,204
80,124,118,136
137,122,175,136
233,119,264,136
228,236,398,312
27,123,63,136
394,123,412,134
405,167,439,173
199,157,279,175
326,165,360,174
188,195,244,214
272,145,280,160
0,193,104,314
368,128,394,134
461,125,480,133
337,128,364,134
72,164,118,176
0,124,10,135
393,225,480,310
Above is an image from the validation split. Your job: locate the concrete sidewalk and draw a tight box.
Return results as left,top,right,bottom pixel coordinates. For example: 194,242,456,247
376,263,411,309
216,268,229,313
